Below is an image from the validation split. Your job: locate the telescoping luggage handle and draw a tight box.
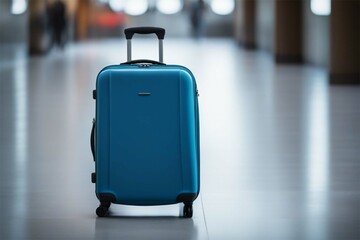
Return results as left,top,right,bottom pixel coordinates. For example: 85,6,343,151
124,27,165,63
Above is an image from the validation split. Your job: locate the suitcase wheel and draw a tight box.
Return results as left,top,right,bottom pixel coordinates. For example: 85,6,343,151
96,202,110,217
183,204,193,218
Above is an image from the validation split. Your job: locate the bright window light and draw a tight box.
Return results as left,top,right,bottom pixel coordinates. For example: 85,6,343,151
109,0,125,12
124,0,148,16
311,0,331,16
156,0,183,15
11,0,27,15
211,0,234,16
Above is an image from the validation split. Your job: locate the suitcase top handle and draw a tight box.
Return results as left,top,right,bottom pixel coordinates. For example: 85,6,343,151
124,27,165,63
124,27,165,40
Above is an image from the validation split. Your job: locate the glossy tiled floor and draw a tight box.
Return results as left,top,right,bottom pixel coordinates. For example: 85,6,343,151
0,39,359,240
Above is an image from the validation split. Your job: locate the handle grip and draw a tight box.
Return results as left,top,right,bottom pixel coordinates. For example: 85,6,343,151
124,27,165,40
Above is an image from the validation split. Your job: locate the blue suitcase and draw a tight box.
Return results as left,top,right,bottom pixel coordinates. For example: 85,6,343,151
90,27,200,218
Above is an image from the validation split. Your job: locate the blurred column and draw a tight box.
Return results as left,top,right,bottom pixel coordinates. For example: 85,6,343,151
75,0,90,41
28,0,50,55
234,0,256,49
274,0,303,63
329,0,360,84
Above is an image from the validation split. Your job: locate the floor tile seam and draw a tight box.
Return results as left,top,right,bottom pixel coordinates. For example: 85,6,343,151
200,194,210,240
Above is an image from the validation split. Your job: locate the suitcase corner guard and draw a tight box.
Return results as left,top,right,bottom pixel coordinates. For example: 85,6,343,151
176,193,198,204
96,193,116,203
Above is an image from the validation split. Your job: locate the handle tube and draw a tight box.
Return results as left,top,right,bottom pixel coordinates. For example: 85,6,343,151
159,39,163,63
127,40,132,62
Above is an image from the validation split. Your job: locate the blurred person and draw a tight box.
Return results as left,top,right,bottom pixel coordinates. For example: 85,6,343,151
48,0,68,49
189,0,206,38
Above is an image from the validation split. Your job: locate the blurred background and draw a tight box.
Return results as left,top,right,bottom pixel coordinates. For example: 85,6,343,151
0,0,234,52
0,1,359,239
0,0,359,83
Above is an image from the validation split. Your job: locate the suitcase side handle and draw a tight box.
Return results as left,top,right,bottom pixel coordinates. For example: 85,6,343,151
124,27,165,63
124,27,165,40
90,120,95,161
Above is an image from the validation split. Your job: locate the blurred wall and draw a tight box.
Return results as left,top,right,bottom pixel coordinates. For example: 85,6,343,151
83,1,233,39
234,0,244,43
205,12,234,37
256,0,275,52
126,11,189,38
235,0,358,84
234,0,256,48
0,0,28,64
302,0,330,67
0,0,28,44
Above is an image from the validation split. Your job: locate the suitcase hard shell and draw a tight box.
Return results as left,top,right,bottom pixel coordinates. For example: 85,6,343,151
91,27,200,218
